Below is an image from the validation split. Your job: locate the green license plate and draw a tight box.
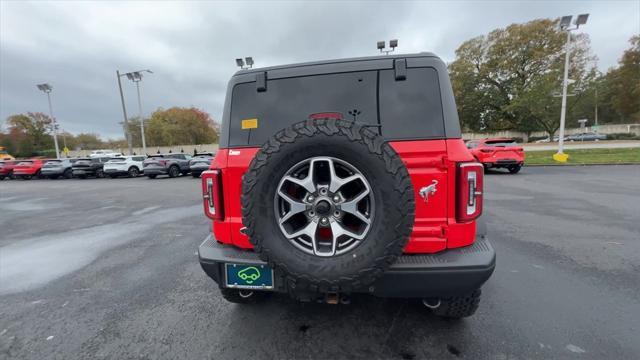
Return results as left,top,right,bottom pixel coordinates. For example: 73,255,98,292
225,263,274,290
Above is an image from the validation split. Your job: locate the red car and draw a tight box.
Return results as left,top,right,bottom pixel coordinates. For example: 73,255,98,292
13,159,46,180
466,138,525,174
0,160,18,180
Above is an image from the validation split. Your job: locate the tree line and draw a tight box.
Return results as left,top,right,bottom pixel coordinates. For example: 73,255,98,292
449,18,639,138
0,107,219,158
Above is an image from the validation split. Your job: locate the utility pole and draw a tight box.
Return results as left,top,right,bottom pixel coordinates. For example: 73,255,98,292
116,70,133,155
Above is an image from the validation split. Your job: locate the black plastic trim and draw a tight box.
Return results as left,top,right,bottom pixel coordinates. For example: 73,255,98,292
199,227,495,298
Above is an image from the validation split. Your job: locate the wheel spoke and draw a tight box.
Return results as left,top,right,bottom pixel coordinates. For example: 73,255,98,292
340,188,370,225
330,219,365,241
277,189,307,224
285,220,318,240
328,159,365,193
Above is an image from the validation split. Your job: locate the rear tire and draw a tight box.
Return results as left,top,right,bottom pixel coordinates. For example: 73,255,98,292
95,169,104,178
0,175,5,180
430,289,482,319
168,165,179,178
220,288,269,304
63,169,73,179
508,165,521,174
192,172,200,178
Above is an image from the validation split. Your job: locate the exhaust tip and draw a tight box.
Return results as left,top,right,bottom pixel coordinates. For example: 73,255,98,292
422,298,441,309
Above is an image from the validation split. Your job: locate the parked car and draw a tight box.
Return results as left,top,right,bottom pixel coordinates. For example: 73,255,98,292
198,52,494,318
189,152,215,178
89,149,120,158
72,157,110,178
103,155,146,178
143,153,191,179
467,138,525,174
13,159,46,180
0,160,18,180
41,158,75,179
567,132,607,142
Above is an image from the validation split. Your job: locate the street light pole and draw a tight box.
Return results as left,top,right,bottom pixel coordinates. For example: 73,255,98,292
37,84,60,159
122,69,152,155
554,14,589,163
116,70,133,155
134,79,147,154
556,29,571,157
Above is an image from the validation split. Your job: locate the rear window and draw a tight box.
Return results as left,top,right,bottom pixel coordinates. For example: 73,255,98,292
229,71,378,146
18,161,33,165
379,68,444,139
485,140,517,147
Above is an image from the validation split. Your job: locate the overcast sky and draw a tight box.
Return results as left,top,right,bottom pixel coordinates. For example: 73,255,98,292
1,0,638,139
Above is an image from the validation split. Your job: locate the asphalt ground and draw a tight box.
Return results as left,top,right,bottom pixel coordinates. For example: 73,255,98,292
1,166,639,359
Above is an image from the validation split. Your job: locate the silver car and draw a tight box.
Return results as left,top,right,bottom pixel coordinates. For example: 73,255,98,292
41,158,75,179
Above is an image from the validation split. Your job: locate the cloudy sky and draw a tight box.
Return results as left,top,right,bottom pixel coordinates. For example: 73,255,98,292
1,0,638,140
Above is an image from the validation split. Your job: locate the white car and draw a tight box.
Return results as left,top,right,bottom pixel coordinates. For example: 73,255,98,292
89,149,121,158
103,155,146,178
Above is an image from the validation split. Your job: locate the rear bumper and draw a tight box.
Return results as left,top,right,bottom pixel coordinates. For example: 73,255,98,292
144,167,168,175
199,232,495,298
72,168,96,175
14,169,38,175
41,168,65,175
484,160,523,167
104,168,129,175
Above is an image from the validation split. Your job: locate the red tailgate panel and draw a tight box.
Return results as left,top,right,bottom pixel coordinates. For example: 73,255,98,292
390,140,449,253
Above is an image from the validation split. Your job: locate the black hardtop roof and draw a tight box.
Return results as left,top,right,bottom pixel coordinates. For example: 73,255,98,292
233,52,440,77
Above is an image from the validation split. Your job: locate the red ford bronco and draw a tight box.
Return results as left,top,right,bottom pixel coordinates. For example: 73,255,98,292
199,53,495,318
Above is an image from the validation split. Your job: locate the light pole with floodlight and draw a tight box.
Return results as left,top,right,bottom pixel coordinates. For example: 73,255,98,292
121,69,153,155
377,39,398,55
235,57,254,70
554,13,589,162
36,83,61,159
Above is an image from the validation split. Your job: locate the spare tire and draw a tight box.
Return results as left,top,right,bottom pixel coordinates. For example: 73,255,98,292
242,118,415,293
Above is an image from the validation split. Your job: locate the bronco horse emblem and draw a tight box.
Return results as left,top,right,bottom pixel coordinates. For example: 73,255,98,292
419,180,438,203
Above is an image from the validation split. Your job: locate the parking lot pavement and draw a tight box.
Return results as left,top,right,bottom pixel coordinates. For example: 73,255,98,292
1,167,639,359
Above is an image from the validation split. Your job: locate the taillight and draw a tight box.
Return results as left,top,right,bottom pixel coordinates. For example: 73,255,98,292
456,163,483,222
201,169,223,221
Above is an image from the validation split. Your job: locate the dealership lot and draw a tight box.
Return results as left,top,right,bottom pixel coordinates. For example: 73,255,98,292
1,166,639,359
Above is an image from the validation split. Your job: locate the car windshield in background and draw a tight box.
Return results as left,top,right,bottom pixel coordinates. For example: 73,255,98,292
485,140,518,147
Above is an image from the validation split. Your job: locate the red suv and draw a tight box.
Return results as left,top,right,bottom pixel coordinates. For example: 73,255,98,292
198,53,495,318
466,138,525,174
13,159,45,180
0,160,18,180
